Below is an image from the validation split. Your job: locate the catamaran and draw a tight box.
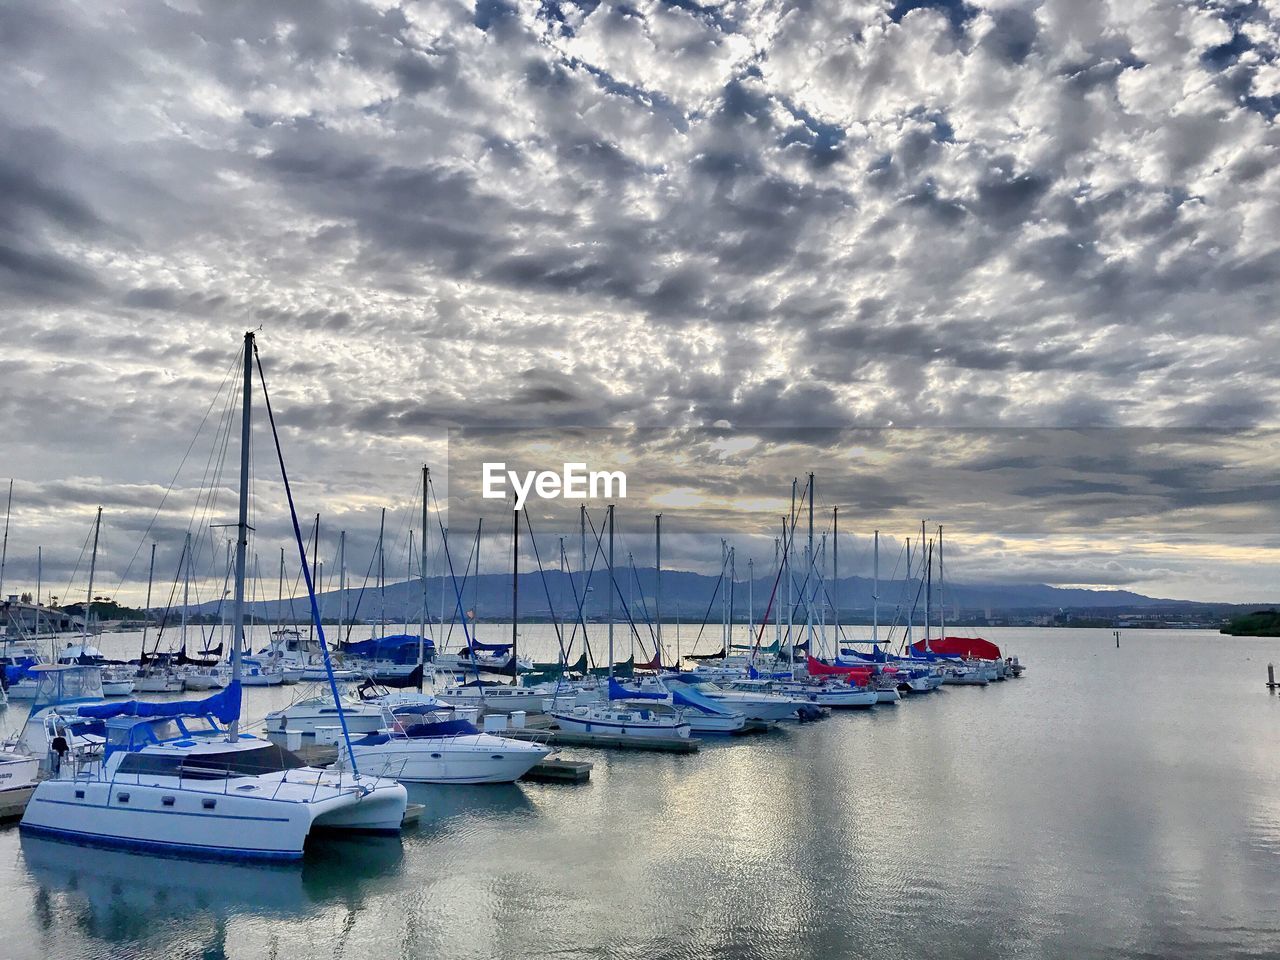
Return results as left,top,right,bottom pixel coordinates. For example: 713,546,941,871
19,331,409,860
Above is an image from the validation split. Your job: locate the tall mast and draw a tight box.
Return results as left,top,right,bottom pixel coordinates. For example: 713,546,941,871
83,506,102,643
0,479,12,601
872,530,879,647
654,514,662,662
511,505,519,678
229,330,253,742
607,504,615,679
579,505,586,619
747,557,754,661
419,465,429,685
832,507,839,654
140,542,156,661
773,536,781,649
276,547,284,641
405,530,414,633
308,514,319,647
905,537,912,649
34,546,42,639
377,507,386,640
938,524,944,651
337,532,346,645
925,539,933,648
181,532,191,651
807,473,814,652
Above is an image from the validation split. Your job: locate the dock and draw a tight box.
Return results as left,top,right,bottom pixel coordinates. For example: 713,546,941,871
522,758,593,783
502,728,701,753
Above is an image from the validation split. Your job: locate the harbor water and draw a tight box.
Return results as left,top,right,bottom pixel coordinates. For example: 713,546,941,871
2,627,1279,959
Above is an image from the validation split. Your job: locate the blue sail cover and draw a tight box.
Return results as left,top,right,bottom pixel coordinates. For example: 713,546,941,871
76,680,242,725
341,635,431,664
464,640,511,653
608,677,666,701
671,684,738,717
4,658,37,683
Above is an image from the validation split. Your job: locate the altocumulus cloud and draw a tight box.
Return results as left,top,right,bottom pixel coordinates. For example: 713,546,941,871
0,0,1278,601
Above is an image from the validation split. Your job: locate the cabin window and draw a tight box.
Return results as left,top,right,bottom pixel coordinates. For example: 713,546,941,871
74,789,84,799
116,792,130,803
161,796,175,807
116,754,185,777
491,755,504,760
178,745,308,779
202,798,217,809
430,753,442,759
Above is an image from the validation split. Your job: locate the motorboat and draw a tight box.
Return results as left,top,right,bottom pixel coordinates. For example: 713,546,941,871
264,694,389,737
434,679,551,714
17,664,111,772
345,703,550,784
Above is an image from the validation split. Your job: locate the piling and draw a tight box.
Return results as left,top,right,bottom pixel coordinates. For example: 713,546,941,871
1268,663,1277,692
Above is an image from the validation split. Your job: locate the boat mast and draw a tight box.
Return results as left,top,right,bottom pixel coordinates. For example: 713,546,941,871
34,546,42,640
747,557,754,662
832,507,839,655
83,506,102,645
181,531,191,652
377,507,386,640
607,504,615,679
872,530,879,648
338,532,346,646
921,519,928,647
655,513,662,663
905,536,912,649
511,504,519,679
140,542,156,662
937,524,944,652
404,530,414,634
229,330,253,742
424,463,435,686
0,479,11,602
807,472,814,653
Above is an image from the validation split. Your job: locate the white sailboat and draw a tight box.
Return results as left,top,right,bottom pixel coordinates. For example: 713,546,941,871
20,331,408,860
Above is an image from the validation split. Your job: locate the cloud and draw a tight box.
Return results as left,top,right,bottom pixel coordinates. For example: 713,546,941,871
0,0,1277,603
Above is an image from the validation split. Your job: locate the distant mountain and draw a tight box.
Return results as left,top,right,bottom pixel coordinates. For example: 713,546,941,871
187,568,1244,624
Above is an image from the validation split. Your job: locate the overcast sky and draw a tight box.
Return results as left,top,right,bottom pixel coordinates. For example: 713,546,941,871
1,0,1278,605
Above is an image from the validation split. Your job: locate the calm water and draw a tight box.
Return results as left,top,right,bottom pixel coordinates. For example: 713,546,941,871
3,627,1280,959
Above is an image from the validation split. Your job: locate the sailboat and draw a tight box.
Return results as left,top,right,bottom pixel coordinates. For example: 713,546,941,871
20,332,408,860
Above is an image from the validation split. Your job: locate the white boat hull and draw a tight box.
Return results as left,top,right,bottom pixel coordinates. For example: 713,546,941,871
264,705,387,736
350,735,550,784
101,681,136,697
551,711,690,738
20,773,407,860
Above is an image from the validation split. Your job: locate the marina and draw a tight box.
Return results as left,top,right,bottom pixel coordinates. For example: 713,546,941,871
0,627,1277,959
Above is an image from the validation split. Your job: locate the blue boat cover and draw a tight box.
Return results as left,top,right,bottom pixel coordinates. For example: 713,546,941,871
671,684,738,717
608,677,666,701
76,680,242,725
4,658,37,683
464,640,511,653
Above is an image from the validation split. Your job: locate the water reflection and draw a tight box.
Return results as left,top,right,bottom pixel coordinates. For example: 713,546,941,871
20,832,404,955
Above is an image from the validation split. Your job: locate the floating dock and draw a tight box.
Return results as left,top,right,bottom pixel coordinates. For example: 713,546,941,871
502,728,701,753
522,758,593,783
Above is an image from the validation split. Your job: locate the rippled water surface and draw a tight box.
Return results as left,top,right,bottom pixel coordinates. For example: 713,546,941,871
3,626,1280,959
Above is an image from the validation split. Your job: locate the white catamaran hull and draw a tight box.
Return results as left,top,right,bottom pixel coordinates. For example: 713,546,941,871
21,774,407,860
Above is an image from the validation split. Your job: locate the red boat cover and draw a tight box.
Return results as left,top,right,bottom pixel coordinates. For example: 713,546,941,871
807,656,873,686
635,652,664,671
911,636,1002,660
